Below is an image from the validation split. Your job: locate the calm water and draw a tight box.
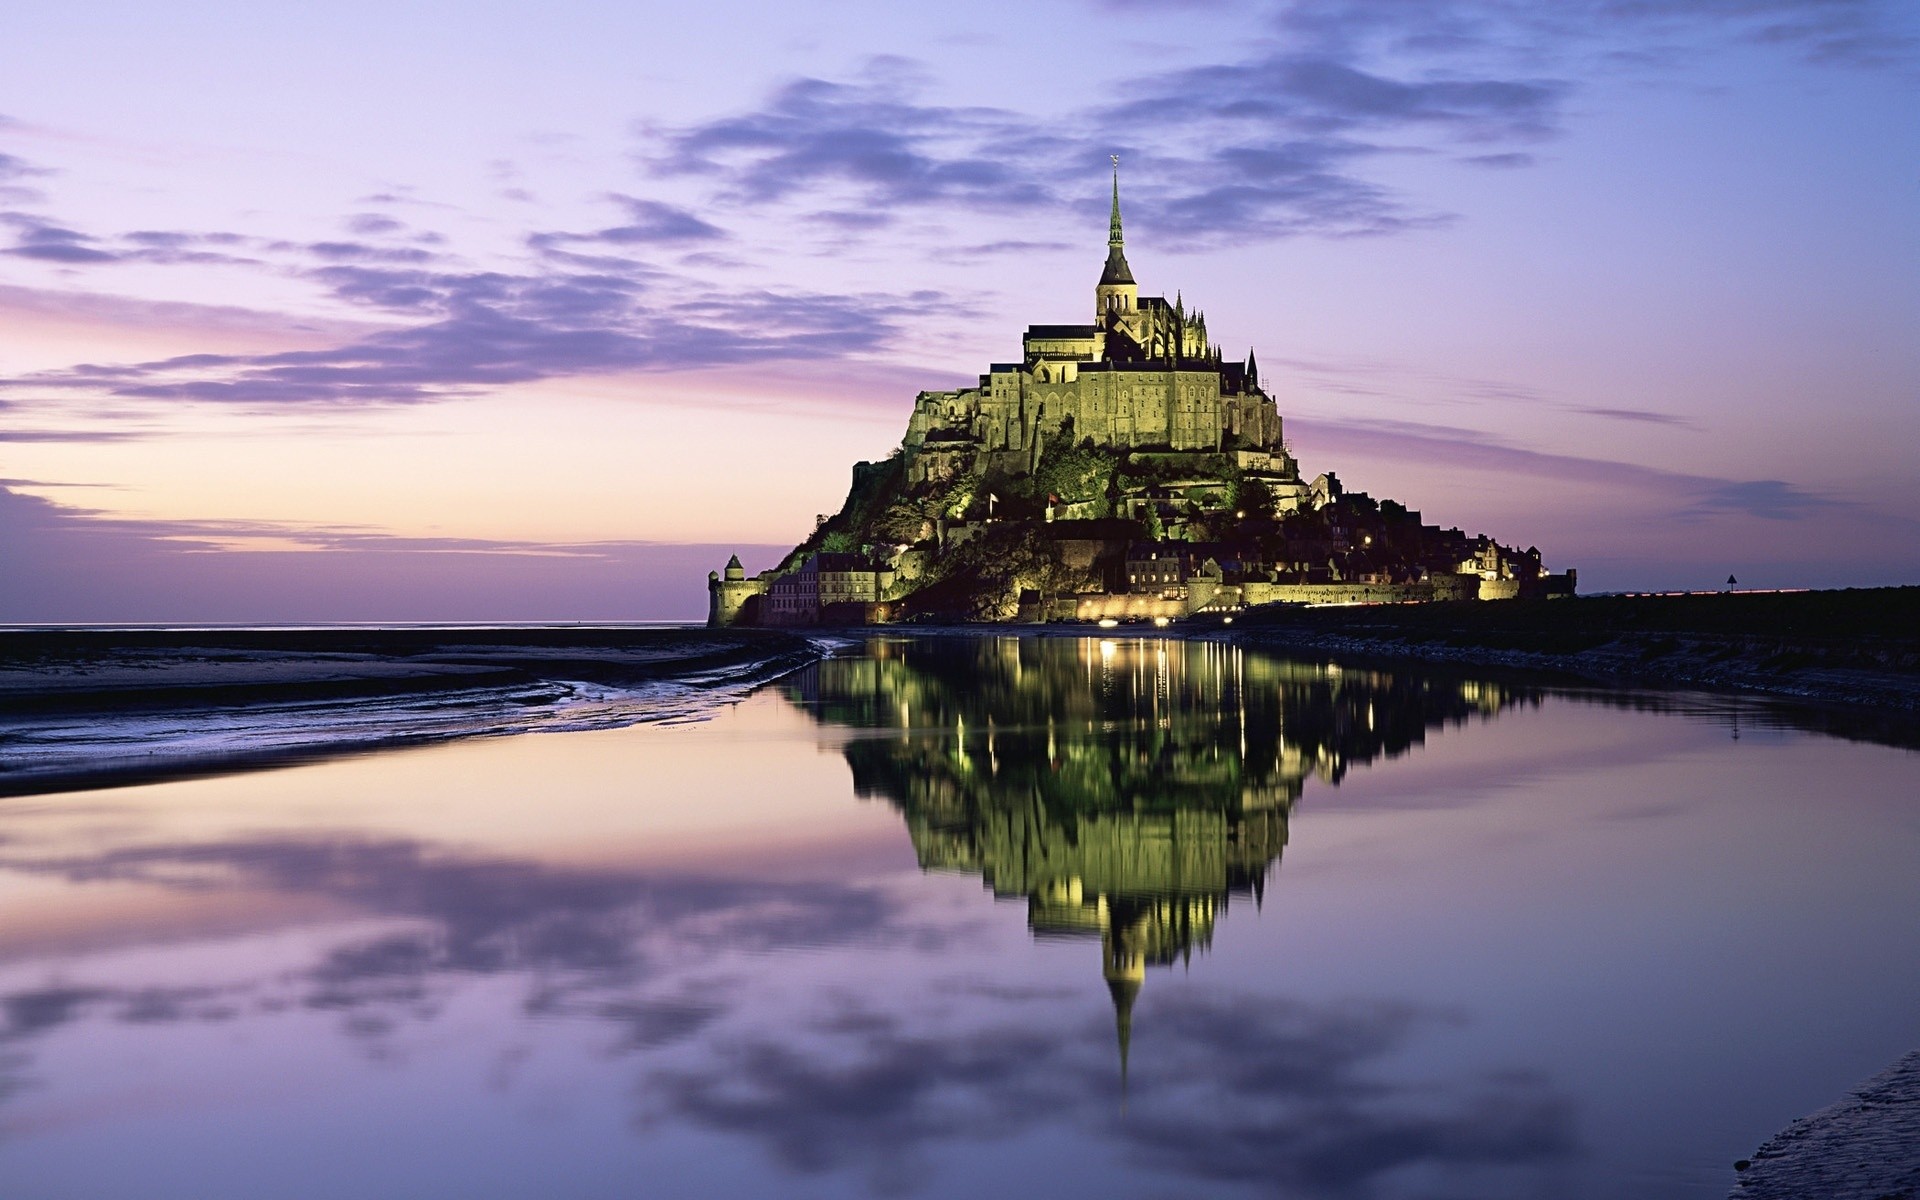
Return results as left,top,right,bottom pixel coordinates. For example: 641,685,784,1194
1,636,1916,1200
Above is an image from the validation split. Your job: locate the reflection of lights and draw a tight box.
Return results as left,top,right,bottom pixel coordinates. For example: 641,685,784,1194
1099,639,1118,660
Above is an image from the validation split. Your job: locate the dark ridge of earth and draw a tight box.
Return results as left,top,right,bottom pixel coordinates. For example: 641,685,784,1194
1217,585,1920,714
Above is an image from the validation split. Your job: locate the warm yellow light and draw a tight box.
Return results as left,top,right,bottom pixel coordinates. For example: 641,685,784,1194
1153,616,1170,627
1098,617,1119,628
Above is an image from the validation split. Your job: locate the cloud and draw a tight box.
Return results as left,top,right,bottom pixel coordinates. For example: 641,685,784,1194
645,57,1487,242
1101,52,1564,140
0,429,145,443
929,239,1075,261
0,259,944,407
529,196,728,253
0,151,51,204
1265,0,1916,70
1,215,270,267
0,212,117,263
0,184,942,409
644,2,1909,246
1463,150,1537,168
1575,405,1693,426
345,213,404,236
649,62,1055,212
1588,0,1917,68
1291,414,1847,522
1687,478,1840,520
301,240,438,265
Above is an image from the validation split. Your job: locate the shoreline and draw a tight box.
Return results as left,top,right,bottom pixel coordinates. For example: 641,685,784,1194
866,586,1920,716
9,592,1918,795
1730,1052,1920,1199
1210,587,1920,714
0,627,827,797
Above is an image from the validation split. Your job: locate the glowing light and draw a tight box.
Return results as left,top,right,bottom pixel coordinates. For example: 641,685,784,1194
1098,618,1119,628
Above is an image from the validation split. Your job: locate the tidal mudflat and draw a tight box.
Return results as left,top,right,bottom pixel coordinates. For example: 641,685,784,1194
0,627,822,794
0,636,1915,1199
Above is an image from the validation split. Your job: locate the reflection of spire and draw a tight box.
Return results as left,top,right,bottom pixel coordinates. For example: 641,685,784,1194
1108,973,1138,1097
790,638,1536,1108
1103,914,1145,1097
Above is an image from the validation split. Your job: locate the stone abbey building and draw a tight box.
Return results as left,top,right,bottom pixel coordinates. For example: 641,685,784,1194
711,169,1572,627
902,169,1302,503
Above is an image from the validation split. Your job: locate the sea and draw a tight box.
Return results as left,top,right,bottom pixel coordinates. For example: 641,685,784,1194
1,634,1915,1199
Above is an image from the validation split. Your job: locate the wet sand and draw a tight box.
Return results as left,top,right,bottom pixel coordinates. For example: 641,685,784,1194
0,627,825,795
1730,1052,1920,1199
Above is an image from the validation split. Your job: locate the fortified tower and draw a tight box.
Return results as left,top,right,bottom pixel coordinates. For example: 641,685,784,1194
706,554,767,627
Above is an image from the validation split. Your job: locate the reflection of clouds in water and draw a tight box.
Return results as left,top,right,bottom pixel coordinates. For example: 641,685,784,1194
0,828,1578,1196
1121,993,1575,1194
0,639,1587,1194
636,988,1577,1198
9,833,911,976
0,833,940,1098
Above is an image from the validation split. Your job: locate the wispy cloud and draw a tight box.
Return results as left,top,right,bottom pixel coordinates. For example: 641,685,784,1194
643,0,1910,245
527,195,728,256
1687,478,1841,520
0,150,52,204
3,277,941,408
1293,414,1842,521
644,50,1533,243
0,193,946,408
0,211,117,263
647,59,1055,214
1575,405,1694,427
1264,0,1916,71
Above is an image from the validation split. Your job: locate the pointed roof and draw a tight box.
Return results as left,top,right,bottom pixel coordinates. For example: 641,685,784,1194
1245,348,1259,388
1108,974,1140,1091
1100,160,1134,286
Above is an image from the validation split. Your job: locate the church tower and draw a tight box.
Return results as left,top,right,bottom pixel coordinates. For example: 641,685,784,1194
1094,159,1137,323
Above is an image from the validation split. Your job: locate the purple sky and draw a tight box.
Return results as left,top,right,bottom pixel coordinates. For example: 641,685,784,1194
3,0,1917,621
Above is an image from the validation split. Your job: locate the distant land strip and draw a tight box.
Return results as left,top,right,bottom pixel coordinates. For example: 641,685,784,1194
1215,586,1920,714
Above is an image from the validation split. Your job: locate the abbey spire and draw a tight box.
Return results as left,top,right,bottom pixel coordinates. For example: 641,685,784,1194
1099,156,1134,288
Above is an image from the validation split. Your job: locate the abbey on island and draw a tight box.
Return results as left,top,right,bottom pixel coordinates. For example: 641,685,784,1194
711,167,1574,627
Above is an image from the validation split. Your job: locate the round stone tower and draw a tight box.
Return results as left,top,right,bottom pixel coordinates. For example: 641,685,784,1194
707,554,768,627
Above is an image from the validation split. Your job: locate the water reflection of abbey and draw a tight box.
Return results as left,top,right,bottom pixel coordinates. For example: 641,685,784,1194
784,637,1526,1065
